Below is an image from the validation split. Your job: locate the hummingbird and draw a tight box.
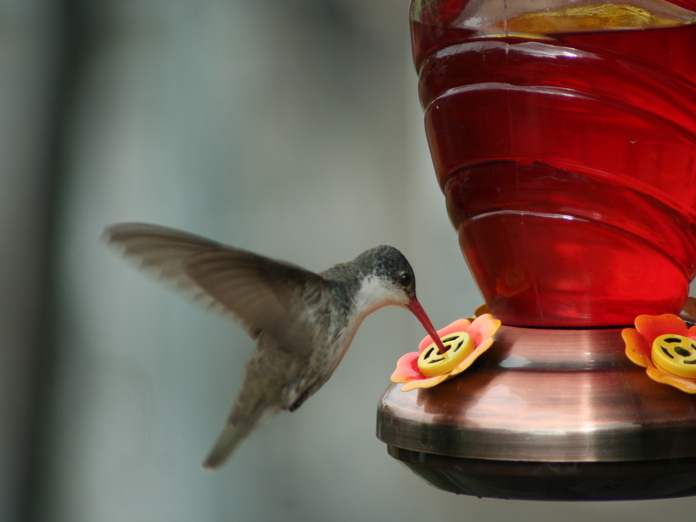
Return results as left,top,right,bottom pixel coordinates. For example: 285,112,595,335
103,223,445,469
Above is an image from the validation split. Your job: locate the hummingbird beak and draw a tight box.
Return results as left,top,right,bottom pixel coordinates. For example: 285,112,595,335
407,298,447,354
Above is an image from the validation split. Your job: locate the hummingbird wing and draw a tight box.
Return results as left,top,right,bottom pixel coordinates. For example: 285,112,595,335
105,223,337,469
182,247,328,349
103,223,329,345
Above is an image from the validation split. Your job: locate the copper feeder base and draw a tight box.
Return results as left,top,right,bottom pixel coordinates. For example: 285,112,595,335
377,325,696,500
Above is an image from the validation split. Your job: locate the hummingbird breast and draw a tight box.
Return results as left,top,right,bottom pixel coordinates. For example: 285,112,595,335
281,294,359,412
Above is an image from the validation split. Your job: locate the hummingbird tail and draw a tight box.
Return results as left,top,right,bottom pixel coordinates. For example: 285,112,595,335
202,424,248,470
202,404,280,470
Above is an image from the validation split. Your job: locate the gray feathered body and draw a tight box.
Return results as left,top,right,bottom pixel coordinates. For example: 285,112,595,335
204,262,389,468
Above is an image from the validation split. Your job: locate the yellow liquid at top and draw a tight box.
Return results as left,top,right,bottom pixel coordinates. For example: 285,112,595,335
500,3,694,34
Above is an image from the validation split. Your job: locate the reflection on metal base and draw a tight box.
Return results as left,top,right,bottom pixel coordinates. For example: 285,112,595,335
377,325,696,500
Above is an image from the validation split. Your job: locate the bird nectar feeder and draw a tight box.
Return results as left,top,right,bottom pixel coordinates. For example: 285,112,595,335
377,0,696,500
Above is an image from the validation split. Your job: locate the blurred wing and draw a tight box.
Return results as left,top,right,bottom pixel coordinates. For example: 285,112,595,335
183,248,327,345
103,223,328,343
103,223,228,314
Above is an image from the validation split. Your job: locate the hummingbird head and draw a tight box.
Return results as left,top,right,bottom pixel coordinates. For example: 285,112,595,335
353,245,417,308
352,246,446,352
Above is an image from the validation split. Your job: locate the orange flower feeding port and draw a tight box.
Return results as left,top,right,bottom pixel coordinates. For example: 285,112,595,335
623,314,696,393
391,315,500,391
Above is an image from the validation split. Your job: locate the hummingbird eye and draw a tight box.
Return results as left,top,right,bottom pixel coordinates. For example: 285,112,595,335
398,272,413,287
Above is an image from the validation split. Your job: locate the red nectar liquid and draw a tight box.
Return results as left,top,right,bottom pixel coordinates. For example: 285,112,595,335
413,2,696,326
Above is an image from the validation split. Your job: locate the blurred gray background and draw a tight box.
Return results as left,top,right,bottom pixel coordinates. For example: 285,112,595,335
4,1,696,521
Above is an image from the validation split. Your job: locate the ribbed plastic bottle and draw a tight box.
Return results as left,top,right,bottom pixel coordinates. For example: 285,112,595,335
412,0,696,326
